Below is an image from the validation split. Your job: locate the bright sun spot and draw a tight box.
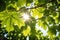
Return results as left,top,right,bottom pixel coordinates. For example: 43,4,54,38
22,14,30,21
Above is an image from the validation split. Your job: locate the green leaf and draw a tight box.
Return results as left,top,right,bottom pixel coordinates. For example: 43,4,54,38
45,16,55,24
48,27,56,36
0,0,6,12
22,26,31,36
12,17,25,29
17,0,26,7
38,20,47,30
13,25,20,32
44,9,50,16
32,8,44,18
57,24,60,32
57,0,60,4
26,0,33,4
38,0,47,5
7,5,16,11
5,18,14,32
0,11,8,20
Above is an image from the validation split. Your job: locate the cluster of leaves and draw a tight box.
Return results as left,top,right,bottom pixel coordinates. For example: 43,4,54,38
0,0,60,40
0,26,59,40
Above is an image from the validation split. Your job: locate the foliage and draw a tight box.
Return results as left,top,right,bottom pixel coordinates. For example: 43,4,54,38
0,0,60,40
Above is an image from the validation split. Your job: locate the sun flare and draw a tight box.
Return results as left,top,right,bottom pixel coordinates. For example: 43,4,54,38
22,14,30,21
